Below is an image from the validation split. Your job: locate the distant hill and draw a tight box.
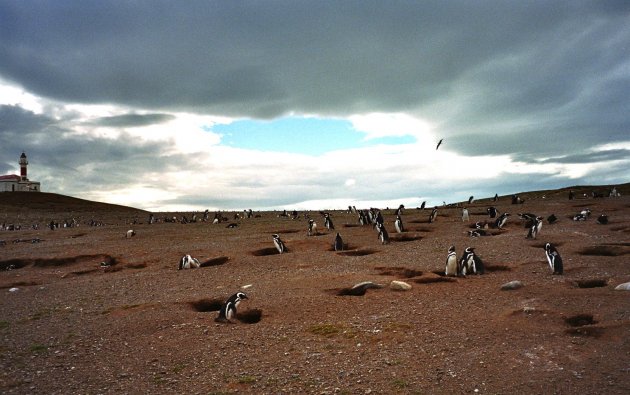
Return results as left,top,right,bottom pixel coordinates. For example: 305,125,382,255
0,192,148,215
450,182,628,206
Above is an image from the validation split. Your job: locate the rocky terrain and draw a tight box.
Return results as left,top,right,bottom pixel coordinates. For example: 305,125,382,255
1,185,629,394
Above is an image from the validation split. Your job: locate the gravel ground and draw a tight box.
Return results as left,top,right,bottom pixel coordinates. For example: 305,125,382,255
1,187,629,394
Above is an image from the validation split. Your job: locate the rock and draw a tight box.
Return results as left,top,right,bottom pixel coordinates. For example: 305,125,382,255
501,280,524,291
614,282,630,291
390,280,412,291
9,287,19,292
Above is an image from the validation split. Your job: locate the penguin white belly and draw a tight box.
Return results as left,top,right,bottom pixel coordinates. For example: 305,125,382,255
445,256,458,276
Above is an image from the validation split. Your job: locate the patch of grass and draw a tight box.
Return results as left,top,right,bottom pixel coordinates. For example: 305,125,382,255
392,378,409,389
237,375,257,384
172,363,186,374
309,323,343,337
0,321,9,330
29,309,52,320
29,343,47,353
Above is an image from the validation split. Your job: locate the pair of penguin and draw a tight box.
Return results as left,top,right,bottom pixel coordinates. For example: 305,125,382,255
445,246,484,276
215,291,248,323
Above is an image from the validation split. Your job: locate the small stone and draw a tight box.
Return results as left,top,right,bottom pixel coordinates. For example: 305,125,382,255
390,280,412,291
614,282,630,291
501,280,524,291
9,287,19,292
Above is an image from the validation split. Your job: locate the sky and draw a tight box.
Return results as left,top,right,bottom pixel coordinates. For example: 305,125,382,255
0,1,629,212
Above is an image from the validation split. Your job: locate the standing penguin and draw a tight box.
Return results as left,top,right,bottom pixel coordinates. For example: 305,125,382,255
324,213,335,230
544,243,563,275
376,223,389,244
215,291,248,323
462,208,470,222
445,246,458,277
487,207,498,218
429,207,438,223
526,217,543,239
307,219,318,236
394,215,404,233
272,234,286,254
459,247,484,275
333,232,344,251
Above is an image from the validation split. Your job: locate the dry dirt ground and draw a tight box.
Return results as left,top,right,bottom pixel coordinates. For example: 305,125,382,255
1,187,629,394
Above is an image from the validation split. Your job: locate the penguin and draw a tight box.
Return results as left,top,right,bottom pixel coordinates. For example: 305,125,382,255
376,223,389,244
459,247,484,275
178,254,200,270
225,223,239,228
394,215,404,233
395,204,405,216
462,208,469,222
544,243,563,275
374,210,384,227
526,217,543,239
468,196,474,204
324,213,335,230
518,212,537,225
493,193,499,202
429,207,438,223
495,213,510,229
272,234,286,254
308,219,318,236
487,207,498,219
547,214,558,224
445,246,458,276
535,216,543,234
339,281,383,296
474,221,489,230
333,232,344,251
596,214,608,225
358,211,366,225
526,222,538,239
216,291,248,323
420,201,426,210
468,229,488,237
576,208,592,220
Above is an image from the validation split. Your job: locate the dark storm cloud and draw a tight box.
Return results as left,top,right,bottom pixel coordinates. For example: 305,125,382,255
1,2,628,119
91,113,175,128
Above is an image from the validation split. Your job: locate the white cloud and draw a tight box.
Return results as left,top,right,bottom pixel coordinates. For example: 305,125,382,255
349,112,436,144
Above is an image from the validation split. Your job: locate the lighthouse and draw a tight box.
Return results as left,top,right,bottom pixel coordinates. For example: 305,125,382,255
20,152,28,181
0,152,41,192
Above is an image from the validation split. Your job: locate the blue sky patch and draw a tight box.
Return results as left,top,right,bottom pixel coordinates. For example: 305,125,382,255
212,117,415,155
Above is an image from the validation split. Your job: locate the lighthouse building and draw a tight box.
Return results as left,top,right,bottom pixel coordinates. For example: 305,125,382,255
0,153,41,192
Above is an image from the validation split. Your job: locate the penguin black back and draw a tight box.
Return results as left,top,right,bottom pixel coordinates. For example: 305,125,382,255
216,291,248,322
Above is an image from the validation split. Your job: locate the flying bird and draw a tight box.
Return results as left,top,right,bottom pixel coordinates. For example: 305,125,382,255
436,139,443,150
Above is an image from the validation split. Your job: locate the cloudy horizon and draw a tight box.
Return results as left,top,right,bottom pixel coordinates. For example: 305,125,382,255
1,1,629,212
